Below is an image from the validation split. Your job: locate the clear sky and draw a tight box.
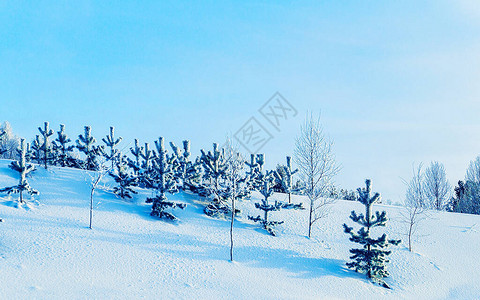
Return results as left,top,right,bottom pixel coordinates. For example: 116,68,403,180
1,1,480,202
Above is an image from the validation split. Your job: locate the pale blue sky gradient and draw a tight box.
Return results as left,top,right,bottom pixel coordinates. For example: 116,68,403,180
1,1,480,201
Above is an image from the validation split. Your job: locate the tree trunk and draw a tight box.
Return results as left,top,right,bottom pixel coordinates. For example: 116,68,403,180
89,187,94,229
288,192,291,204
230,197,235,261
308,197,313,238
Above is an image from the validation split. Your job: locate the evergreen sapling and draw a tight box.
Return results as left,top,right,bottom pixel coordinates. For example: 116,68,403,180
170,140,201,192
110,155,138,199
31,135,43,165
0,139,38,204
0,129,6,156
52,124,76,167
249,168,303,236
102,126,122,170
146,137,185,220
76,126,102,171
343,179,401,288
274,156,299,203
127,139,143,176
38,122,54,169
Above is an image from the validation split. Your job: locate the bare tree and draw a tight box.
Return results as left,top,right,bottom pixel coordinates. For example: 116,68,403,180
424,161,451,210
0,121,19,160
401,163,429,252
222,138,247,261
86,156,111,229
466,156,480,183
294,113,340,238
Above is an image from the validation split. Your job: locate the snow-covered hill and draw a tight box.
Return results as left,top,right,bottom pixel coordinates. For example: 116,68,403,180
0,159,479,299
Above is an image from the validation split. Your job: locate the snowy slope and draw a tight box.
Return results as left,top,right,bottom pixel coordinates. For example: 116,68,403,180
0,159,479,299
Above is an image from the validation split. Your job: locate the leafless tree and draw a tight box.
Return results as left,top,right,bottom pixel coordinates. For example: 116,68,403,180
424,161,451,210
294,113,340,238
466,156,480,183
85,156,111,229
0,121,19,160
222,138,246,261
401,163,429,252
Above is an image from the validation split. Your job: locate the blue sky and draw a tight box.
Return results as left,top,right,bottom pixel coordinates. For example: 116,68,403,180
1,1,480,202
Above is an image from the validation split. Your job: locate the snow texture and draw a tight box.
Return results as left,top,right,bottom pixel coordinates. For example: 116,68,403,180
0,159,479,299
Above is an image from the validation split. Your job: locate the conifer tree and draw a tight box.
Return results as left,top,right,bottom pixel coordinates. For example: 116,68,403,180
76,126,102,171
200,143,231,217
52,124,75,167
146,137,185,220
102,126,122,170
274,156,298,203
31,135,43,164
38,122,54,169
139,142,155,188
128,139,143,176
343,179,401,288
0,139,38,204
170,140,201,192
110,155,137,199
0,129,6,156
25,142,32,162
245,154,265,190
249,169,303,236
201,143,227,190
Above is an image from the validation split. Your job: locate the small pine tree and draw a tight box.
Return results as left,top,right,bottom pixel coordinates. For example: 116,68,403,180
139,142,155,188
343,179,401,289
200,143,230,217
146,195,186,220
274,156,299,203
245,154,265,190
0,129,6,155
128,139,143,176
102,126,122,170
110,155,137,199
170,140,201,192
0,139,38,204
31,135,43,164
38,122,54,169
147,137,185,220
76,126,102,171
249,170,303,236
52,124,76,167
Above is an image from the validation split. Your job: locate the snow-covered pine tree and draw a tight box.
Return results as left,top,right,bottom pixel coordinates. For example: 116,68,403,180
52,124,76,167
274,156,298,203
245,153,265,190
200,143,231,217
145,137,185,220
31,135,43,165
139,142,155,188
0,129,6,155
0,139,38,204
343,179,401,288
25,142,32,162
249,169,303,236
102,126,122,170
128,139,143,176
38,122,54,169
170,140,201,192
110,155,137,199
76,126,102,171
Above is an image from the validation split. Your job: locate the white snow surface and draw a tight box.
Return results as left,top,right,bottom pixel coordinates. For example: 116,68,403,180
0,159,479,299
